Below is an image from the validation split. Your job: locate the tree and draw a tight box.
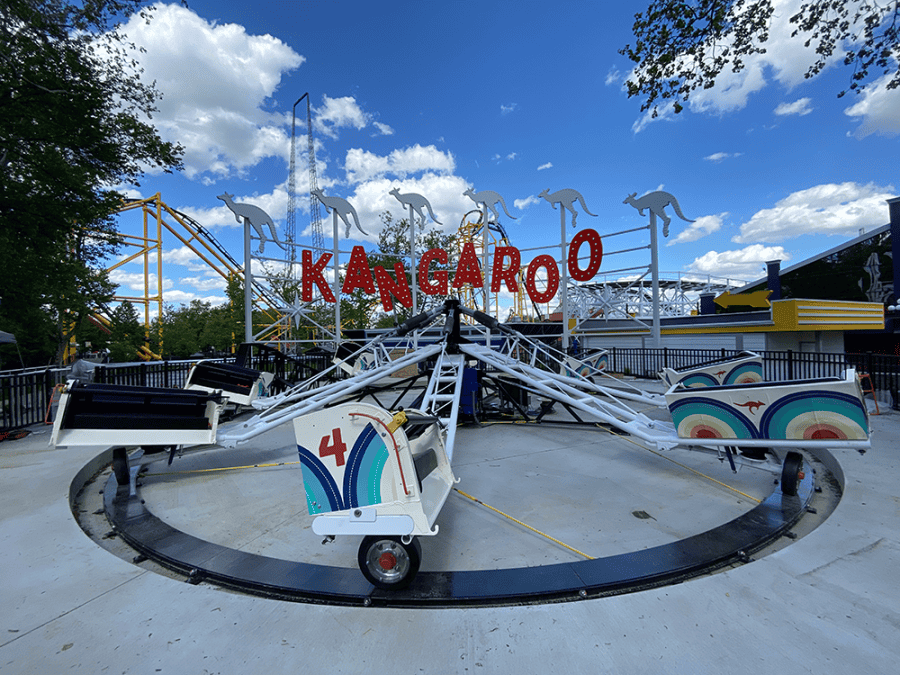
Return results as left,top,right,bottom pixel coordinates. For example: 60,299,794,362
156,301,224,359
368,211,458,327
108,300,142,362
0,1,183,366
620,1,900,116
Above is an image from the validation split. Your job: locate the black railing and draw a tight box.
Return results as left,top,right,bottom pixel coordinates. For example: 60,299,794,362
4,347,899,431
0,367,70,431
93,359,218,389
604,347,900,403
90,351,337,393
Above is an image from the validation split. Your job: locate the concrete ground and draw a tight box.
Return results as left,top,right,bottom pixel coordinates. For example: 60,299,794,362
1,396,898,674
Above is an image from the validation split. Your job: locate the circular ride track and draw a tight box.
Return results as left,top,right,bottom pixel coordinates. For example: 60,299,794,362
72,398,830,608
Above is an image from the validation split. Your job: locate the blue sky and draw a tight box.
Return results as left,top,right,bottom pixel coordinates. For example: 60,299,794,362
108,0,898,315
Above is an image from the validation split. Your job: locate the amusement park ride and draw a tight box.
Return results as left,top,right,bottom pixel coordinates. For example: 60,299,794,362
52,173,873,592
51,297,871,589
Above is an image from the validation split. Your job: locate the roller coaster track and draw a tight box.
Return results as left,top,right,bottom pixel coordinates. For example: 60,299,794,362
457,210,544,323
112,194,293,343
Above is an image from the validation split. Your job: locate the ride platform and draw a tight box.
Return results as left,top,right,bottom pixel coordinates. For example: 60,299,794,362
1,395,897,673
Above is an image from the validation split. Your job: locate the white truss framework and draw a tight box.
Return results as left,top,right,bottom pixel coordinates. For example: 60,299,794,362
566,273,743,330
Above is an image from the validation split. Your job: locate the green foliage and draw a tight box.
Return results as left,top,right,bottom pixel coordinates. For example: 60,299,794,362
620,1,900,116
76,313,113,355
154,300,234,359
108,300,142,362
366,211,458,326
143,277,259,359
0,1,183,366
290,212,459,337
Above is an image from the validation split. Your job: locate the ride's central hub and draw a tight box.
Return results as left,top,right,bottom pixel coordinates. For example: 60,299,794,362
379,552,397,570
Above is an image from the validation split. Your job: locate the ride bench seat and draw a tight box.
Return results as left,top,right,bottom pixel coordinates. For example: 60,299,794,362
51,383,224,447
185,361,273,406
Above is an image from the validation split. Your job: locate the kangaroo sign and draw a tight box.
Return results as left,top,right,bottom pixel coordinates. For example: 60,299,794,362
233,187,690,333
301,229,604,311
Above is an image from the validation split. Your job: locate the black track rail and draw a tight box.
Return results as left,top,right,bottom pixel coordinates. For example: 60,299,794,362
101,452,814,608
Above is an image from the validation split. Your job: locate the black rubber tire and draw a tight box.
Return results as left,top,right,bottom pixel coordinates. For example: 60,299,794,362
358,535,422,590
781,451,804,496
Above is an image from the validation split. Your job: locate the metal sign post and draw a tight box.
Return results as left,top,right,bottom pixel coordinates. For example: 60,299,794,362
244,218,252,344
332,208,341,347
622,190,694,349
538,188,597,351
649,210,661,348
409,205,417,315
560,206,569,350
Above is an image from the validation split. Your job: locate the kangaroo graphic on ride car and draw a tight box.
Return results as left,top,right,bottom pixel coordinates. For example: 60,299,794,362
735,400,765,415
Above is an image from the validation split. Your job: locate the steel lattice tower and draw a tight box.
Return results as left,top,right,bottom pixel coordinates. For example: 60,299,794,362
289,93,324,258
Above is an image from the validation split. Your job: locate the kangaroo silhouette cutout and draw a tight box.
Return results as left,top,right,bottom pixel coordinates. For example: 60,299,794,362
217,193,285,254
538,188,597,227
389,187,442,225
463,187,516,220
623,191,693,237
311,188,369,238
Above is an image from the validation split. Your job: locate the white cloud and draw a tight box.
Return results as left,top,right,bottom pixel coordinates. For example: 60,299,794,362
605,68,622,86
514,195,540,210
688,245,791,280
373,121,395,136
164,246,222,272
688,58,769,115
506,152,518,161
179,276,227,293
774,97,813,116
316,96,369,138
116,187,145,200
501,103,518,115
164,290,228,306
733,182,895,243
109,269,174,293
537,162,553,171
176,185,290,236
844,71,900,137
313,96,392,138
344,145,455,184
668,213,726,246
689,1,836,114
632,102,678,133
703,152,741,162
119,4,304,181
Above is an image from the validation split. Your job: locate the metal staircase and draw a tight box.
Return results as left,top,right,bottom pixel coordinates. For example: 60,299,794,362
418,350,467,462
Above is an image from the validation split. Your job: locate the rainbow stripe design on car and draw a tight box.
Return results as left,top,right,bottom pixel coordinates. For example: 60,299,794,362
665,370,869,441
563,350,608,378
298,420,390,514
294,406,401,515
660,352,763,388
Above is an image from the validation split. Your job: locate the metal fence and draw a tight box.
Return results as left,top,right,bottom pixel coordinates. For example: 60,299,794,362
605,347,900,402
4,347,899,431
90,350,335,389
93,359,220,389
0,367,70,432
